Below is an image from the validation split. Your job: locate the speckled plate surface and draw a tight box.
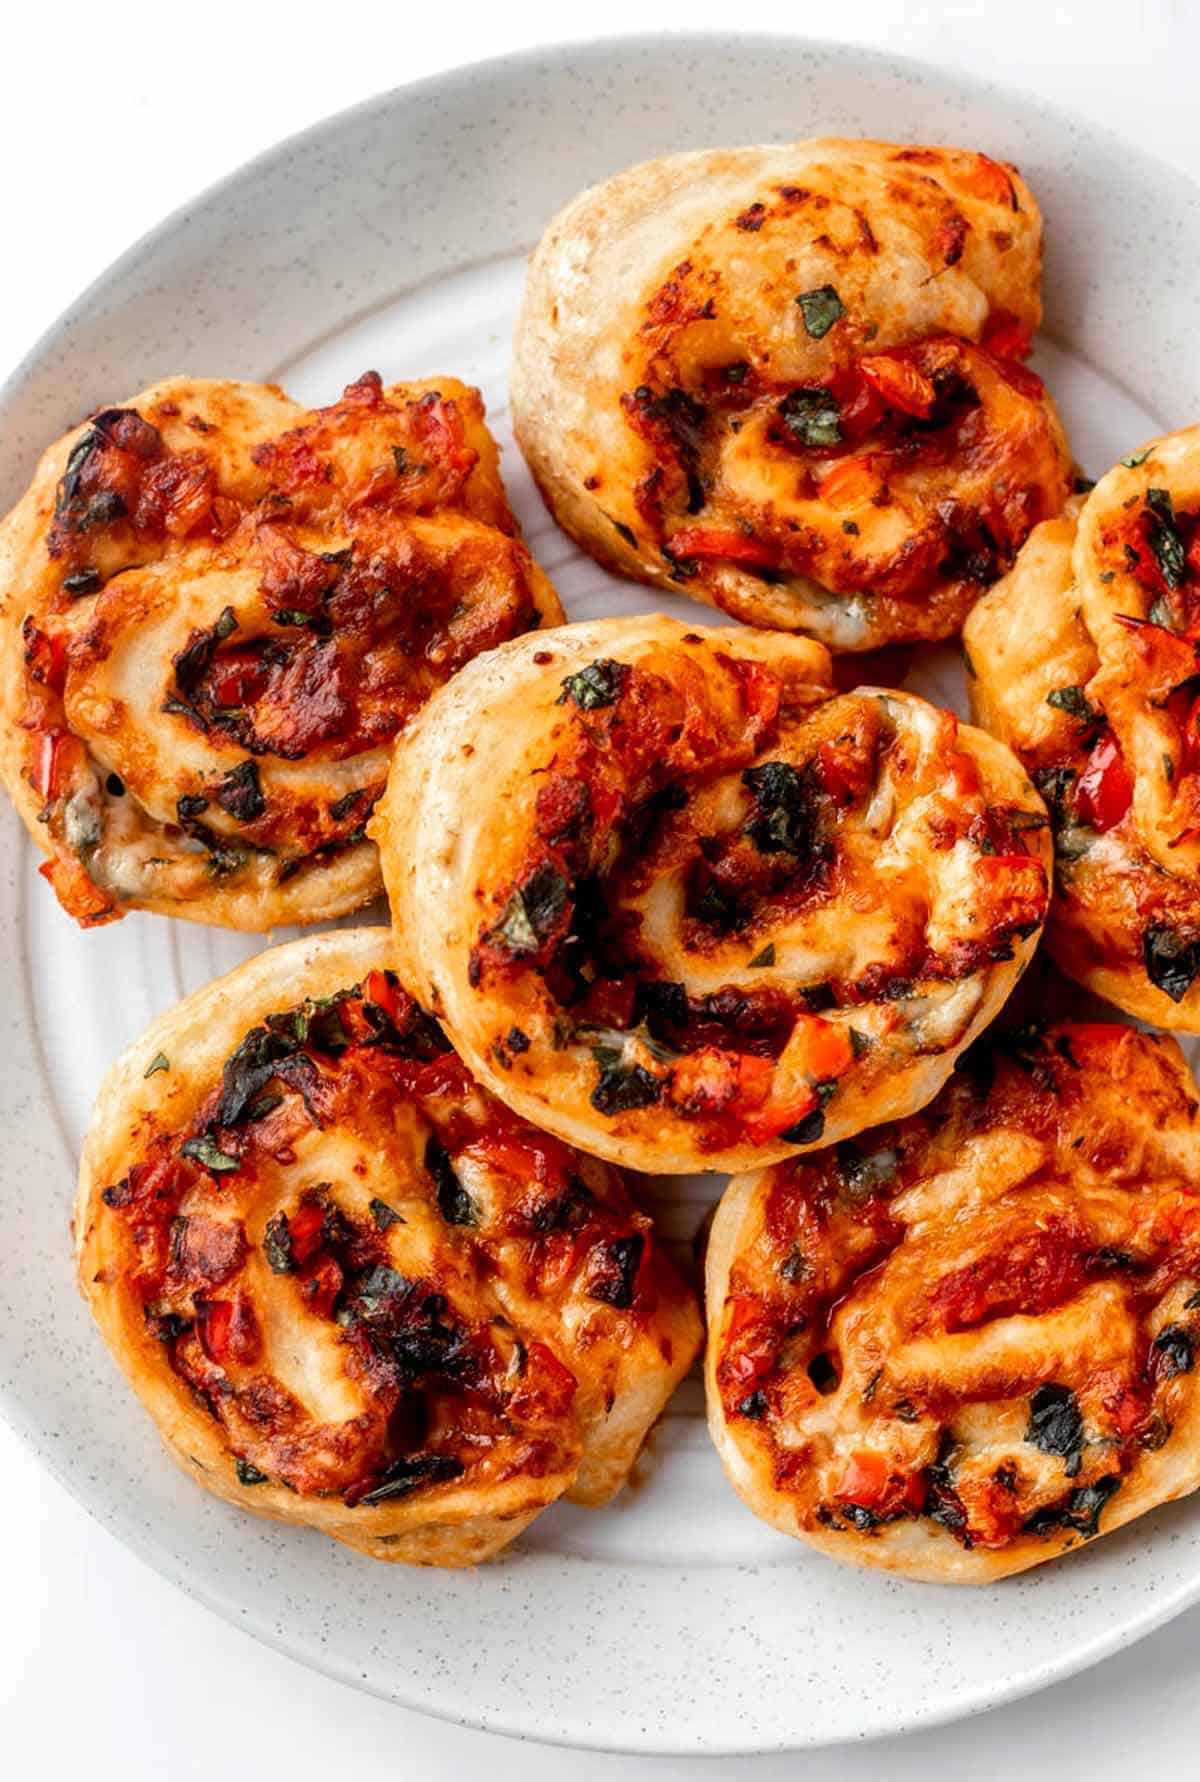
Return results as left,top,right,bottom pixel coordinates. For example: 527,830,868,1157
2,32,1200,1757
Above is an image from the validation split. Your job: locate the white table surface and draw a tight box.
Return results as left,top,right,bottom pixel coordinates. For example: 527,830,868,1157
4,2,1197,1773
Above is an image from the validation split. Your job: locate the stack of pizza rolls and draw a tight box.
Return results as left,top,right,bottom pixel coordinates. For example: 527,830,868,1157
7,136,1200,1578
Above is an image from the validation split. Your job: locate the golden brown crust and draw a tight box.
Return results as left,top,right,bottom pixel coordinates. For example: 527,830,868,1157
965,427,1200,1028
706,1021,1200,1581
75,930,699,1566
372,615,1050,1175
0,373,561,930
512,139,1070,652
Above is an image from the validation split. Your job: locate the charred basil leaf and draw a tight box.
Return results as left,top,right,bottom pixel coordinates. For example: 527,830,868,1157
218,1022,318,1127
743,759,816,855
171,606,239,706
748,943,776,968
391,446,427,478
143,1052,170,1079
1121,448,1151,468
587,1234,644,1309
426,1137,478,1226
736,1389,768,1419
777,386,841,448
1143,924,1200,1003
781,1079,838,1146
1146,488,1186,591
488,864,567,956
181,1134,240,1174
557,659,630,710
607,515,638,549
328,788,368,823
1046,685,1098,725
63,566,103,597
263,1211,295,1274
357,1453,465,1506
1153,1323,1195,1377
795,284,845,339
590,1046,661,1116
214,759,266,824
1026,1475,1121,1539
370,1197,404,1231
1026,1383,1084,1477
177,793,209,821
235,1458,268,1486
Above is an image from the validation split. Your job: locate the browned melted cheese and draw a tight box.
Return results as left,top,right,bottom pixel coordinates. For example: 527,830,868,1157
5,372,557,926
95,974,683,1505
444,625,1049,1165
709,1023,1200,1576
965,426,1200,1027
513,141,1071,652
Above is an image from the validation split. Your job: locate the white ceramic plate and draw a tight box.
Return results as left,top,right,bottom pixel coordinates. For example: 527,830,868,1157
3,32,1200,1757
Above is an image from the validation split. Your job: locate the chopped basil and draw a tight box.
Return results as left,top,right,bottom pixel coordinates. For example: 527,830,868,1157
1026,1475,1120,1539
607,515,638,549
214,759,266,824
796,284,845,339
743,759,815,856
557,659,629,710
328,788,367,823
836,1141,899,1195
63,566,103,597
218,1021,318,1127
1143,923,1200,1003
143,1052,170,1078
1045,685,1098,724
737,1389,768,1419
181,1134,240,1174
780,1079,838,1146
176,793,209,822
426,1137,478,1226
235,1458,268,1486
487,864,567,956
748,943,776,968
777,386,842,448
1153,1323,1195,1377
370,1197,404,1230
590,1045,661,1116
357,1453,464,1506
263,1211,295,1274
1121,448,1151,468
1026,1383,1084,1477
1145,488,1186,590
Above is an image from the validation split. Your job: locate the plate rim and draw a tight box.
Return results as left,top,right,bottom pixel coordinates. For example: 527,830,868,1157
3,28,1200,1755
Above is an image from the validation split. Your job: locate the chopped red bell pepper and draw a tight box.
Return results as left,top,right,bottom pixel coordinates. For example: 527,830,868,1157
858,353,936,420
1075,732,1132,832
666,525,779,567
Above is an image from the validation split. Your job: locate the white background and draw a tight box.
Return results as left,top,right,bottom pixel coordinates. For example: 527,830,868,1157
2,2,1196,1774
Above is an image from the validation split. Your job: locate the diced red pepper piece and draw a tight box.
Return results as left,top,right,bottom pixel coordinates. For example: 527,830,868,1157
836,1450,890,1507
287,1200,327,1265
981,310,1033,362
858,353,936,419
666,525,779,567
1075,732,1132,832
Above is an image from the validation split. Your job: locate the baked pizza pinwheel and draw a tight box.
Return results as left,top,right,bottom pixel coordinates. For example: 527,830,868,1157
512,138,1071,652
965,426,1200,1028
75,930,700,1566
373,616,1051,1175
706,1020,1200,1581
0,372,560,929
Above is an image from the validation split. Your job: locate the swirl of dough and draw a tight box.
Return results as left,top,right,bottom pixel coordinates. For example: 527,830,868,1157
706,1021,1200,1581
373,616,1050,1174
0,372,560,928
965,426,1200,1027
75,930,700,1567
512,138,1070,652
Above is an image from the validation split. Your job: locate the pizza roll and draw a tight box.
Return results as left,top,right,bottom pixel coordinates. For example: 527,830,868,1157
75,930,699,1566
965,426,1200,1027
707,1021,1200,1581
0,372,560,929
373,616,1051,1175
512,139,1071,652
